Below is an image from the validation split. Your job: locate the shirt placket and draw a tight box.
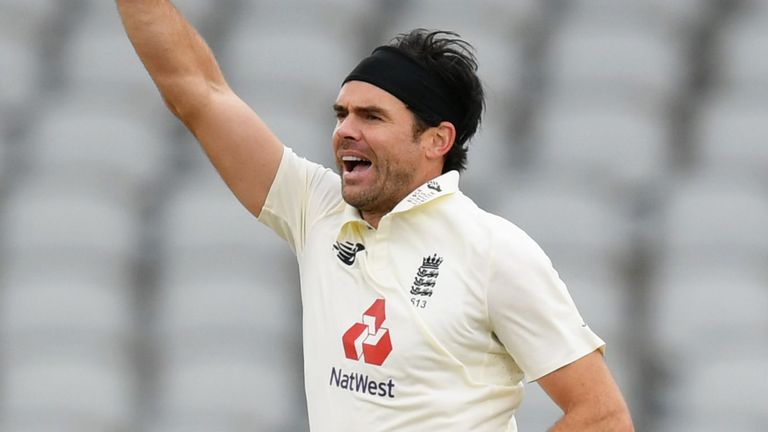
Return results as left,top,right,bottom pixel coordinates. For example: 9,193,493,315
359,218,398,291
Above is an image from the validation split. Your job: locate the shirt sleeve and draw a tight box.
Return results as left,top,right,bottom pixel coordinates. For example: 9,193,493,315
257,147,342,255
486,219,605,382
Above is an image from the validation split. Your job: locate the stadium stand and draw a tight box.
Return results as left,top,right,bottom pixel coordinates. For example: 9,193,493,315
692,92,768,180
3,349,136,430
0,30,40,121
0,0,766,431
23,99,171,196
529,96,671,189
0,121,7,183
713,0,768,94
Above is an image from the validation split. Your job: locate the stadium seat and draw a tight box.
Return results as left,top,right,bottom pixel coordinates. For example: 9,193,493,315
158,174,302,346
469,33,527,110
459,118,518,207
493,176,635,266
0,29,42,118
658,173,768,260
146,418,267,432
77,0,139,31
563,0,714,32
160,175,289,258
0,252,135,347
394,0,545,38
223,29,359,106
692,92,768,179
23,97,171,193
0,124,8,182
530,95,670,188
657,350,768,431
257,109,336,169
713,2,768,93
0,0,60,37
0,419,118,432
61,27,162,103
650,255,768,359
155,353,300,431
651,173,768,361
682,354,768,420
236,0,378,40
156,275,300,351
544,18,686,107
60,2,169,127
2,351,135,430
656,417,763,432
3,174,142,260
0,169,138,348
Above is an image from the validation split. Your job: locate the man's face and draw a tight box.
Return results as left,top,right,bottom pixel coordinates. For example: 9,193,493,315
332,81,430,217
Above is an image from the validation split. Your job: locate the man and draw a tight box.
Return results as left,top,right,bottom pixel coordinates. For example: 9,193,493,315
118,1,633,430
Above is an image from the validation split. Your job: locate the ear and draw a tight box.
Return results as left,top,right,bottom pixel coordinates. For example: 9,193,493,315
424,121,456,161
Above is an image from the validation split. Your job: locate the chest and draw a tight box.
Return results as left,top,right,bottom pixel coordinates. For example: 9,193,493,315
298,218,493,369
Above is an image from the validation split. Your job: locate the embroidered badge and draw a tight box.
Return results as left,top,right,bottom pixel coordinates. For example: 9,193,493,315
410,254,443,297
334,241,365,266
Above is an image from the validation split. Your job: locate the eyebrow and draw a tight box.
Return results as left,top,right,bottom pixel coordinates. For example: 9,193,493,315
333,104,391,119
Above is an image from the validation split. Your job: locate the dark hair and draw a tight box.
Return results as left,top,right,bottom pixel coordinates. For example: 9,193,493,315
388,29,485,173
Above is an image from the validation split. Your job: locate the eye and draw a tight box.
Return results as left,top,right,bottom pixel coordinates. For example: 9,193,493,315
366,113,382,121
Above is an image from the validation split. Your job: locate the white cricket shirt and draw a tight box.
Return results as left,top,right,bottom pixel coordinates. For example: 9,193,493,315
258,148,605,431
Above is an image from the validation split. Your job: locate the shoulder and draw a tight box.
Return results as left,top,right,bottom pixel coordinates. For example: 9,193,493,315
430,192,553,282
450,192,546,260
450,195,558,292
278,148,340,189
258,148,344,252
267,148,342,207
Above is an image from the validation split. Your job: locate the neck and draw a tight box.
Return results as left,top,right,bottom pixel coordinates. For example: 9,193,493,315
362,211,384,229
357,167,446,229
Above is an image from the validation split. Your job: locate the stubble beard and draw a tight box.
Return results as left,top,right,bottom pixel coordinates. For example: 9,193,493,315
342,160,416,215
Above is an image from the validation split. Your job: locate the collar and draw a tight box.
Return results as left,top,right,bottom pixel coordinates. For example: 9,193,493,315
389,170,459,215
338,170,460,234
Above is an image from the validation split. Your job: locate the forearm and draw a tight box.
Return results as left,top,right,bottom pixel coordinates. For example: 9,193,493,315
538,351,634,432
548,402,634,431
116,0,226,117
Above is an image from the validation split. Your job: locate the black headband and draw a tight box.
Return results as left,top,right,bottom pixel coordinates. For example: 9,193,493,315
342,46,462,128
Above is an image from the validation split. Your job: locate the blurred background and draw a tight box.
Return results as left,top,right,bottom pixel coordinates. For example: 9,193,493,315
0,0,766,431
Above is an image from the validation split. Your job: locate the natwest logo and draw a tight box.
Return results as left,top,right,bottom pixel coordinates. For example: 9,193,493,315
342,299,393,366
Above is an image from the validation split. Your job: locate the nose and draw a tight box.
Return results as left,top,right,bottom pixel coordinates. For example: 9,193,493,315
334,115,361,142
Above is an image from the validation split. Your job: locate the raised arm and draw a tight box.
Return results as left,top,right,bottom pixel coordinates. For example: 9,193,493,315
116,0,283,216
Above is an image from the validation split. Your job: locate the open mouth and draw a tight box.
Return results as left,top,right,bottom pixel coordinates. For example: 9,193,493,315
342,156,373,174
